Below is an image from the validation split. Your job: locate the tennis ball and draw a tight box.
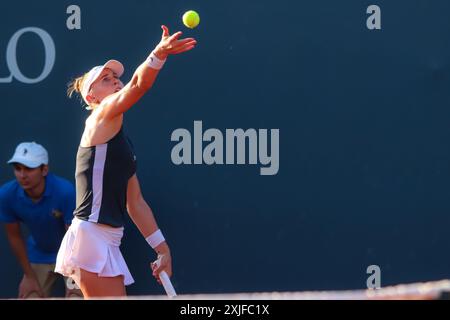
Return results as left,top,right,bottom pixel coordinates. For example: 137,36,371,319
183,10,200,29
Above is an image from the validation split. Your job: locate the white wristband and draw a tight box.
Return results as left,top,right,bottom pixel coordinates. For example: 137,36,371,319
146,52,166,70
146,229,165,249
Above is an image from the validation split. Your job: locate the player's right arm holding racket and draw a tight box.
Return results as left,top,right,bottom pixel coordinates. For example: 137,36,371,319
126,175,172,284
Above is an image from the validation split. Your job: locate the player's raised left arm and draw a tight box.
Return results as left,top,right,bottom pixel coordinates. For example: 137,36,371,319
99,25,197,120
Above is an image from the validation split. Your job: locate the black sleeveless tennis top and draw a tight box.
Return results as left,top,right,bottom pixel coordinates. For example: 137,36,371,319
73,127,137,227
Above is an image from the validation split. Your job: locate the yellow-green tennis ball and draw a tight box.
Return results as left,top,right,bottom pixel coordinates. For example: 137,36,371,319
183,10,200,29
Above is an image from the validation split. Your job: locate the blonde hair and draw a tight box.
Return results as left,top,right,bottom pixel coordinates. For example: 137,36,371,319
67,73,89,99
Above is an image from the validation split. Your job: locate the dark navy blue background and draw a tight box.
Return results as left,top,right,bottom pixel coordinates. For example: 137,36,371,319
0,1,449,297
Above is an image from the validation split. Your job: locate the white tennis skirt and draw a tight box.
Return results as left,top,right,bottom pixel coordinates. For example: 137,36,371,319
55,217,134,286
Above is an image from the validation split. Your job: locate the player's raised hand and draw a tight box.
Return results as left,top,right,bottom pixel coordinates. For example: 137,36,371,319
153,25,197,60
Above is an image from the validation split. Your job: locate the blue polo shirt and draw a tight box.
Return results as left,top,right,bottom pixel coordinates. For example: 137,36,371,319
0,173,75,264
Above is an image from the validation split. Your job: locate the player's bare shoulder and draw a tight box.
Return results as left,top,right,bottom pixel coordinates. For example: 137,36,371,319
81,111,122,147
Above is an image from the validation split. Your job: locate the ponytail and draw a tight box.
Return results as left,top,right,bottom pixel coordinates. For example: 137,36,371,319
67,74,88,98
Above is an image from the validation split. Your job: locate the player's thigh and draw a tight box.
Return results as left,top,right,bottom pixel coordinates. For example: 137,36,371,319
78,268,126,298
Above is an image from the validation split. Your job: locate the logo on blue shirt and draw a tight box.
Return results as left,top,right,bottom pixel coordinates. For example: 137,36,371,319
51,209,63,219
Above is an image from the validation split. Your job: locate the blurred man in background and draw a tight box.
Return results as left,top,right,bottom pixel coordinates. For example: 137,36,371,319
0,142,81,298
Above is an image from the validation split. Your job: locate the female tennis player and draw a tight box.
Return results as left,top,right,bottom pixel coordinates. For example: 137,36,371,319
55,25,196,298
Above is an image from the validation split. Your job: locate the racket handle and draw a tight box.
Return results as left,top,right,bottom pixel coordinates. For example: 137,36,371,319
159,270,177,298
